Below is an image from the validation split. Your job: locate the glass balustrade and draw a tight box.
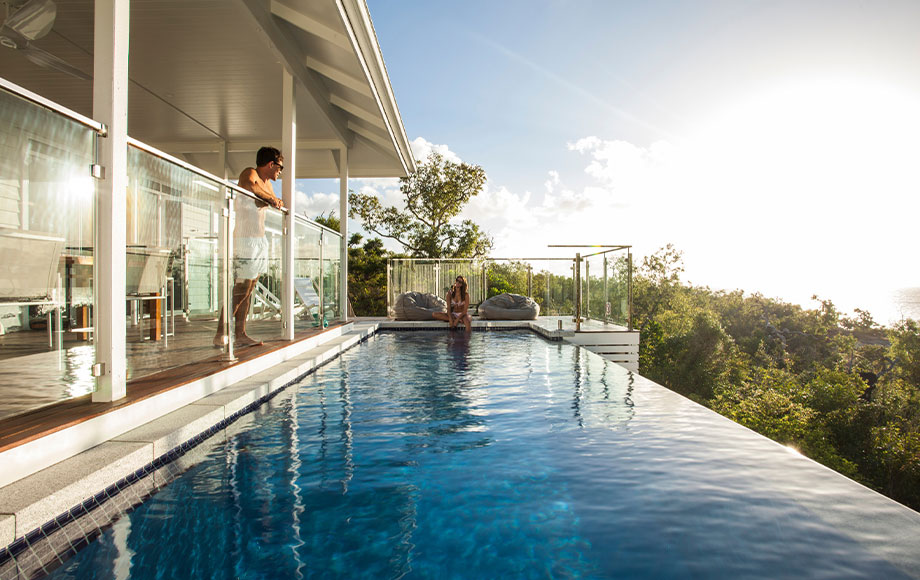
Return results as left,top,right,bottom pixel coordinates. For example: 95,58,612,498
293,217,323,332
0,79,341,420
603,251,631,328
385,259,486,316
485,259,575,316
322,229,343,323
388,258,578,317
0,83,100,419
387,253,630,323
125,143,230,378
581,250,630,328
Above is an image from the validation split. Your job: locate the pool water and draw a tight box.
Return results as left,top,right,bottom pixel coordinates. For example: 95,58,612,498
48,331,917,579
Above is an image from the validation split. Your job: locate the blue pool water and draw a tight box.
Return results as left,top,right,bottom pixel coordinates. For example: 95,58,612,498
48,331,919,579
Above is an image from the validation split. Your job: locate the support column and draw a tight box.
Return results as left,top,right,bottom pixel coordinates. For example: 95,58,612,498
281,70,296,340
92,0,129,402
338,147,349,321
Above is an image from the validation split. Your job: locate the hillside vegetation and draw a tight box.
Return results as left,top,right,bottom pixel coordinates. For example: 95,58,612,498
635,245,920,510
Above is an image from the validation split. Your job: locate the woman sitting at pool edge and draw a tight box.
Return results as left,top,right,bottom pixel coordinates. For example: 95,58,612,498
433,276,472,332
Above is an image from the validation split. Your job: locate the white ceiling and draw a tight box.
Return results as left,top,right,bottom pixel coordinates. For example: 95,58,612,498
0,0,414,178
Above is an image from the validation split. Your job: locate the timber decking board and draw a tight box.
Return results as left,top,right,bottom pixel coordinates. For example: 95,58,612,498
0,323,344,453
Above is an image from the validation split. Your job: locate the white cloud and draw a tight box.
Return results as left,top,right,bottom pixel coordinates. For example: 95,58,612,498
544,170,560,193
295,190,338,221
410,136,462,163
350,179,404,209
462,183,534,232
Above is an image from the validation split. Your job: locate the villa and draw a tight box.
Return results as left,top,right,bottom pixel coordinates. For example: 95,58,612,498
1,1,919,578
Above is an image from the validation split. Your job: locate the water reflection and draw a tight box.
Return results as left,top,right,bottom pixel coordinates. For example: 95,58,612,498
566,343,635,430
45,332,652,579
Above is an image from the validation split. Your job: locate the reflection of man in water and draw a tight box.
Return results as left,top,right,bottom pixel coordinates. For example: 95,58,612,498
214,147,285,347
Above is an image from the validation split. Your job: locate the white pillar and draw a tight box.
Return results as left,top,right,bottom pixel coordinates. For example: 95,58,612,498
338,147,349,321
92,0,129,402
281,70,296,340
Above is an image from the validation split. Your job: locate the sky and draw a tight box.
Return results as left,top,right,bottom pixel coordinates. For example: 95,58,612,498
297,0,920,324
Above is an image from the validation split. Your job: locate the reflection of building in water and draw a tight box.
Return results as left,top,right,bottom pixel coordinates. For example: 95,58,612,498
568,344,636,430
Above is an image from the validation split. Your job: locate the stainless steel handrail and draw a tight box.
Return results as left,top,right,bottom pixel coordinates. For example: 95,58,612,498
127,137,290,215
293,214,342,239
389,257,575,262
0,76,107,134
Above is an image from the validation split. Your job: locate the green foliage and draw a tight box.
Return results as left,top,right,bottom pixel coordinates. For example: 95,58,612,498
635,244,920,510
890,319,920,386
313,211,340,232
486,262,530,298
349,152,492,258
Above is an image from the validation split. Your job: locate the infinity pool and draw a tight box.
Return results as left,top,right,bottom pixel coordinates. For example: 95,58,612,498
48,331,920,578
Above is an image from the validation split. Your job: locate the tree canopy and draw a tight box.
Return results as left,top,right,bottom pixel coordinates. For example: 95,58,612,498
349,152,492,258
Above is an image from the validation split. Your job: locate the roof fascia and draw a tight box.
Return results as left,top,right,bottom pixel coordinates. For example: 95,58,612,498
336,0,416,176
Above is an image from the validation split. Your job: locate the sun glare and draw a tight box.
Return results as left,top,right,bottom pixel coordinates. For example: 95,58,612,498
696,80,920,192
668,78,920,315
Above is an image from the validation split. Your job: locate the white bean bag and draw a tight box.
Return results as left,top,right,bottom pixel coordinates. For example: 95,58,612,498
393,292,447,320
479,293,540,320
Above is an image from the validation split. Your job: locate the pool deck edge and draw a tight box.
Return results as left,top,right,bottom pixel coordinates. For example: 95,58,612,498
0,321,381,550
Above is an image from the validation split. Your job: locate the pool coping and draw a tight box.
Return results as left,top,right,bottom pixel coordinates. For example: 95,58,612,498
0,322,384,554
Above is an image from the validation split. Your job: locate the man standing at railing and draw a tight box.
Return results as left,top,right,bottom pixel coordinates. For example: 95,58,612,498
215,146,285,348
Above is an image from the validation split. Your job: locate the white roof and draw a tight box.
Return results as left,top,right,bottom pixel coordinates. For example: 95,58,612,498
0,0,415,178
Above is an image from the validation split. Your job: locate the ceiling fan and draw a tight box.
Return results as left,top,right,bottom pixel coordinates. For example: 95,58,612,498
0,0,91,80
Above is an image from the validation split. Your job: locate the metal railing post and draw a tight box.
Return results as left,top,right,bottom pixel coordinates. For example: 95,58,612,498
603,255,609,323
220,190,236,362
318,231,324,325
574,254,581,331
435,261,440,298
628,249,633,332
585,260,590,321
386,259,392,317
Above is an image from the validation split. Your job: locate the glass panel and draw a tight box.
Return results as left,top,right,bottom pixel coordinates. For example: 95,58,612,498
486,261,532,298
322,231,342,322
437,261,483,306
0,87,97,419
386,259,485,316
604,251,631,327
580,251,630,327
532,261,574,316
293,218,322,333
125,145,229,379
583,255,599,321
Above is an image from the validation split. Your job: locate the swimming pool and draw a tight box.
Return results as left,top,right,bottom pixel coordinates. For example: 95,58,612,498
43,331,920,578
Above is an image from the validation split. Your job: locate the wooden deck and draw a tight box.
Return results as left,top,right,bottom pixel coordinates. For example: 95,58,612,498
0,317,344,454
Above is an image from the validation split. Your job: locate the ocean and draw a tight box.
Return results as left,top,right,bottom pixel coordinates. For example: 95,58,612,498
891,287,920,324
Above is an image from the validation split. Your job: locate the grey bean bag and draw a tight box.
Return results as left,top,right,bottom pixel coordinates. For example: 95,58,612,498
479,293,540,320
393,291,447,320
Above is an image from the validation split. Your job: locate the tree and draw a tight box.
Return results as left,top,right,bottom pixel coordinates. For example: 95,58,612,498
349,152,492,258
